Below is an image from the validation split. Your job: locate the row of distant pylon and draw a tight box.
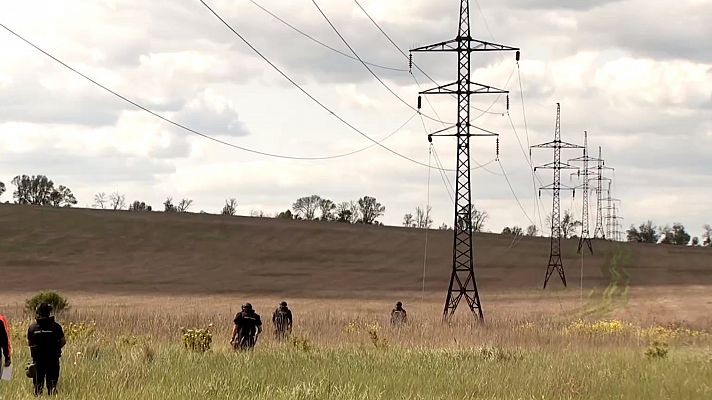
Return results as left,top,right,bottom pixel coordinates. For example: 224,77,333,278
531,103,623,289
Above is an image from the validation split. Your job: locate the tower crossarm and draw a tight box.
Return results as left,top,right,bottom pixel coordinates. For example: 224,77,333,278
535,161,579,171
531,140,583,149
411,38,519,53
419,81,508,96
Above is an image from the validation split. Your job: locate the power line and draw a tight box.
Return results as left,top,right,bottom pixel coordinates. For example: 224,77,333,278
0,22,421,162
198,0,464,171
310,0,451,125
247,0,408,72
498,159,536,227
352,0,506,117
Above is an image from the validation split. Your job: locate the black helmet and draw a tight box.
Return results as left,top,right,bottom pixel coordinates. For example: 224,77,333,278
280,301,288,307
36,303,53,318
396,301,402,307
243,302,253,311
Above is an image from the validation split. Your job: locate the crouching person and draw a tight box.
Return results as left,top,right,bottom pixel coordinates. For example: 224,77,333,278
28,303,65,395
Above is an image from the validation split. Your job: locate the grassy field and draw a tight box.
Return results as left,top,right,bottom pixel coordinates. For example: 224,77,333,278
1,204,711,398
1,292,712,399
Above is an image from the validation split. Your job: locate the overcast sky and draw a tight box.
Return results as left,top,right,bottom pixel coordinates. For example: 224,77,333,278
0,0,710,237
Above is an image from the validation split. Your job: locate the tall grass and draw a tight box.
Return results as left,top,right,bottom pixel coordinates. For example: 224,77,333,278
2,295,711,399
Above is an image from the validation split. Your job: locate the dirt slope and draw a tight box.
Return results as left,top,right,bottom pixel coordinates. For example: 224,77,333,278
0,204,709,296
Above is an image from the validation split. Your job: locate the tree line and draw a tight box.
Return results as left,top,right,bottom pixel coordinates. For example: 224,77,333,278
627,221,711,247
2,175,709,245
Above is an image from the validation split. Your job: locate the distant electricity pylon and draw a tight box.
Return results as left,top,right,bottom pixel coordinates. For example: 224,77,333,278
569,131,598,254
410,0,519,321
591,147,613,239
603,181,621,241
531,104,582,289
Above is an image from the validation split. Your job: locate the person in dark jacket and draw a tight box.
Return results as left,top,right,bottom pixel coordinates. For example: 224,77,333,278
0,313,11,372
390,301,408,326
230,303,262,350
27,303,65,395
272,301,293,340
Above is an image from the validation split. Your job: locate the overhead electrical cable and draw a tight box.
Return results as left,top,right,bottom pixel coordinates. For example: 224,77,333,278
498,159,536,227
309,0,452,125
197,0,472,171
352,0,506,116
0,22,421,161
247,0,408,72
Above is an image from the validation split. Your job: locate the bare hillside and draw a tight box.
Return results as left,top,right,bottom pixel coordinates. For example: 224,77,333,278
0,204,709,296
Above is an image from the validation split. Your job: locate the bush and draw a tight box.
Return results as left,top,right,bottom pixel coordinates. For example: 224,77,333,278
180,324,213,353
25,291,70,314
645,341,669,359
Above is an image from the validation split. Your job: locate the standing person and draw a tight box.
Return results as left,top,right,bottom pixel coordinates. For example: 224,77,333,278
27,303,65,395
390,301,408,326
230,303,262,350
0,313,11,375
272,301,293,341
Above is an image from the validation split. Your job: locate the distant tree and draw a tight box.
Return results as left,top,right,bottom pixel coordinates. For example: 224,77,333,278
626,225,641,242
703,224,711,247
638,221,658,243
50,186,77,208
415,206,433,229
438,223,449,230
109,192,126,210
164,197,177,213
177,199,193,213
93,192,108,209
0,181,4,199
319,198,336,221
276,210,294,220
11,175,77,207
691,237,700,246
335,202,352,223
526,224,538,237
472,207,488,232
357,196,385,224
501,226,522,236
250,209,267,218
128,201,152,212
402,213,415,227
292,195,321,221
670,223,690,246
221,198,238,216
560,211,581,239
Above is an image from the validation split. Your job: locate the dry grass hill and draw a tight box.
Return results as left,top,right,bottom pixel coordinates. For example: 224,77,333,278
1,204,709,298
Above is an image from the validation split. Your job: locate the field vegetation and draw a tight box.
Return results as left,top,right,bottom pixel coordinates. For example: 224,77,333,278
2,292,712,399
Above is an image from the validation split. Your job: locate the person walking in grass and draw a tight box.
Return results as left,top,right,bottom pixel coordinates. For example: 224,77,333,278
0,312,11,376
231,303,262,350
27,303,66,395
390,301,408,326
272,301,293,341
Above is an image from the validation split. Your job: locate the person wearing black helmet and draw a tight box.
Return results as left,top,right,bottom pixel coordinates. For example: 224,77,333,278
390,301,408,326
231,303,262,350
27,303,66,395
272,301,293,341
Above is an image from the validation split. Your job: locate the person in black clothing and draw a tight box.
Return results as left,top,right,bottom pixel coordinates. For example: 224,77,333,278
0,313,11,371
231,303,262,350
390,301,408,326
27,303,66,396
272,301,293,341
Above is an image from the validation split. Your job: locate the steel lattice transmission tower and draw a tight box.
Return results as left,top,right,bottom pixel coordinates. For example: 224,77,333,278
410,0,518,321
531,104,582,289
603,181,621,241
569,131,599,254
591,147,613,239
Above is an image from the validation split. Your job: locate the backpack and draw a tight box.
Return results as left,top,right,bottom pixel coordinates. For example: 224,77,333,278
274,309,290,331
